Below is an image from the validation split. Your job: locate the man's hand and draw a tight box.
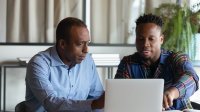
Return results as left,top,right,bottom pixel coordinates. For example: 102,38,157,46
163,87,179,110
91,92,105,109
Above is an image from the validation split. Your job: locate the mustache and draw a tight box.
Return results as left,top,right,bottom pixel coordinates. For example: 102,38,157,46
140,48,151,51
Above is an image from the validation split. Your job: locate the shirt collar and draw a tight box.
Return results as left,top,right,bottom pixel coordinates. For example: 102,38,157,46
50,45,65,66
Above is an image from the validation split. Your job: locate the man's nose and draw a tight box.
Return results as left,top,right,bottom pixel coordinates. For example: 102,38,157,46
144,40,150,47
82,44,88,53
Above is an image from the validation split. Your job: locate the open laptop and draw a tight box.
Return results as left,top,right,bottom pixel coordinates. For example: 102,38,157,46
104,79,164,112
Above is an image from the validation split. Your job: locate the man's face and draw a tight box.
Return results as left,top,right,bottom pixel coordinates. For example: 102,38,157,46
136,23,164,63
61,26,90,65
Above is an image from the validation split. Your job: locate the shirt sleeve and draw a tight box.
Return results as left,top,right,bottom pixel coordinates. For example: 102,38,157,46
26,56,93,112
170,53,199,98
115,56,131,79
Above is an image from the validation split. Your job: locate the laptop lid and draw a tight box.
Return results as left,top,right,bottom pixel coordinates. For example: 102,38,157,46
104,79,164,112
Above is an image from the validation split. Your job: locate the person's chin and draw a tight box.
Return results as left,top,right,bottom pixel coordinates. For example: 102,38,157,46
76,60,82,64
141,55,150,59
140,53,151,59
76,59,84,63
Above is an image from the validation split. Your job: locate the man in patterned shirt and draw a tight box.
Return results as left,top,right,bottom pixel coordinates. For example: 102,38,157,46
115,14,199,110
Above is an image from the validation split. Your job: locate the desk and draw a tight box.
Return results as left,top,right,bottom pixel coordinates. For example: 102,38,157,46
163,109,200,112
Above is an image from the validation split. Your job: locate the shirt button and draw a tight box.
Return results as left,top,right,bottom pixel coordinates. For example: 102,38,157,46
71,85,73,87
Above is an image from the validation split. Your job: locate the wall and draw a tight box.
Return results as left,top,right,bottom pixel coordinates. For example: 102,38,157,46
0,44,136,64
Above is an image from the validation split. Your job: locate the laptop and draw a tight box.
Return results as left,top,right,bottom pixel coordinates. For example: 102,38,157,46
104,79,164,112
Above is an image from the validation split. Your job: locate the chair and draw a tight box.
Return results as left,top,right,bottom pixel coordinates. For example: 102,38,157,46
191,101,200,110
15,101,26,112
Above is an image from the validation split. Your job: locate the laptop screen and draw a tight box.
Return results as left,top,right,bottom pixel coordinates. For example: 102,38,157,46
104,79,164,112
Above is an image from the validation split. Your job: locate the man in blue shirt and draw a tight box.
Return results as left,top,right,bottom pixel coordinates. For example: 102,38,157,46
25,17,104,112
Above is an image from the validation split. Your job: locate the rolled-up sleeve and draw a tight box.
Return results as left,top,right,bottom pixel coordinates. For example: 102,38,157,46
172,54,199,99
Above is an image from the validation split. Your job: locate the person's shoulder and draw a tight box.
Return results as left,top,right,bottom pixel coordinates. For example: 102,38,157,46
121,52,140,63
162,49,187,57
165,49,190,64
169,50,189,60
29,47,53,64
122,54,132,60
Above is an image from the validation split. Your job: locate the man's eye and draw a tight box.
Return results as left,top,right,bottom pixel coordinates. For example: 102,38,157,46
137,38,144,41
78,43,83,46
149,38,155,41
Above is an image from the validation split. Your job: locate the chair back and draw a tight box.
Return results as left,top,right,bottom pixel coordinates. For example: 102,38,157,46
15,101,26,112
191,101,200,110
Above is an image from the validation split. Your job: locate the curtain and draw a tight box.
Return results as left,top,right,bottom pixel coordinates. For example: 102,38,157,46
90,0,145,44
6,0,83,43
6,0,145,44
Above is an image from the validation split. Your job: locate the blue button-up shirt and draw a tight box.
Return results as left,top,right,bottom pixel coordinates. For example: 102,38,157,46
25,46,104,112
115,49,199,110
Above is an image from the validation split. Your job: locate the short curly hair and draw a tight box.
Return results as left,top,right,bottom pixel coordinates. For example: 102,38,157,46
136,14,163,28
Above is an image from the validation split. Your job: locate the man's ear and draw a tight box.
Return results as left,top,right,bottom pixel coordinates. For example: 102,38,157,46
160,34,164,44
58,39,66,50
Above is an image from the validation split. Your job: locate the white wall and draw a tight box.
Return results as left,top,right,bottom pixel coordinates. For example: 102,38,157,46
0,44,136,64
